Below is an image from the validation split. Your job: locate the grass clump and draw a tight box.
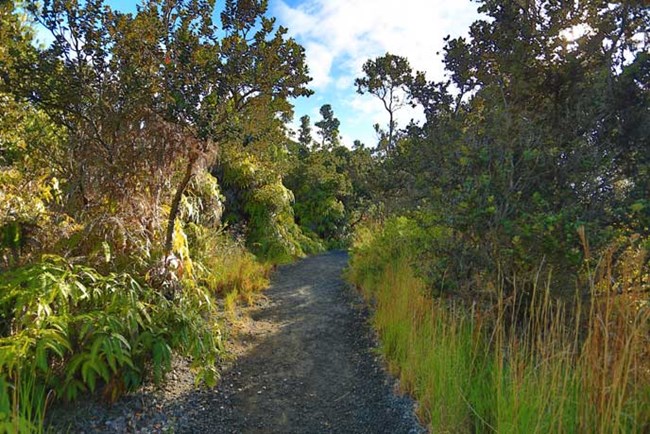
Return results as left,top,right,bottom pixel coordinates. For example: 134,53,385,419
187,223,271,306
348,217,650,433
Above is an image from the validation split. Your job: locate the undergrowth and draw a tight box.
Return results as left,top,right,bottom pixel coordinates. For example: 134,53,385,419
0,222,274,432
187,223,271,306
0,255,221,432
347,217,650,433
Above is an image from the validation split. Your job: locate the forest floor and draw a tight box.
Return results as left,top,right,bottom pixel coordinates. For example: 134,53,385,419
48,251,424,433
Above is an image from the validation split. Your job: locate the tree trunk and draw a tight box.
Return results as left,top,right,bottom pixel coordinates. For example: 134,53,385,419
388,111,394,153
163,156,197,255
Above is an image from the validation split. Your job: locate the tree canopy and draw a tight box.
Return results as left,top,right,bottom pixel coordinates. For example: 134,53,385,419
354,0,649,294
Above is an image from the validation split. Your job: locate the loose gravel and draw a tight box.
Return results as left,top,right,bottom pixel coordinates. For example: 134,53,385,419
47,251,425,434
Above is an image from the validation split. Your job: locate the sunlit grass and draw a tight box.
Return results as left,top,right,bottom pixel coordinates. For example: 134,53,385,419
348,236,650,433
0,373,49,434
187,223,272,306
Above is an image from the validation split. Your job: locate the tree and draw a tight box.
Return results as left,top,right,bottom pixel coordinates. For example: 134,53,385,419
296,114,312,157
285,144,351,242
18,0,312,260
314,104,340,149
355,53,413,153
364,0,650,294
341,141,376,229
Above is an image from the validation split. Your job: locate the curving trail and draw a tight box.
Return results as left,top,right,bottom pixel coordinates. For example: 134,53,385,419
178,251,424,433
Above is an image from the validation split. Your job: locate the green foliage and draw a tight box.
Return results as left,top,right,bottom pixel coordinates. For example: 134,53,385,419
348,216,450,292
297,115,313,151
0,92,69,269
245,180,307,261
0,0,309,431
362,0,650,296
314,104,341,149
218,148,322,262
0,255,222,426
0,372,49,434
2,0,313,261
286,117,377,247
180,171,225,229
347,4,650,426
287,148,351,242
348,220,650,433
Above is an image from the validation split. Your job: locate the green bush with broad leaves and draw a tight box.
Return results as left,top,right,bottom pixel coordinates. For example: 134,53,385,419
218,151,323,263
0,255,222,431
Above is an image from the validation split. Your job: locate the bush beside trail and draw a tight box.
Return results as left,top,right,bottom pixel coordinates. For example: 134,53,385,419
348,217,650,433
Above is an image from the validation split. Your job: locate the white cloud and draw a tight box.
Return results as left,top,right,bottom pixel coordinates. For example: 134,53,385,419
271,0,482,146
303,42,335,88
347,92,424,132
272,0,480,90
334,75,353,90
340,132,357,147
347,94,387,126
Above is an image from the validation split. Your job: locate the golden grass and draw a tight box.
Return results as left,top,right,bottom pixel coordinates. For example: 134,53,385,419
187,223,272,308
348,248,650,433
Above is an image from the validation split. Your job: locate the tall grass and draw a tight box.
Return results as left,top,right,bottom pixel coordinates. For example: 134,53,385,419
187,223,271,306
347,220,650,433
0,373,49,434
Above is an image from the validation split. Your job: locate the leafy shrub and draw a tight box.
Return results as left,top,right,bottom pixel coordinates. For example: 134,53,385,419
179,171,224,229
0,95,69,271
218,151,323,263
286,149,352,243
0,255,222,429
348,216,450,293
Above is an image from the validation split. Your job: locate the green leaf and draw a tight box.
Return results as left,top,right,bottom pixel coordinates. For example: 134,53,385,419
101,241,111,263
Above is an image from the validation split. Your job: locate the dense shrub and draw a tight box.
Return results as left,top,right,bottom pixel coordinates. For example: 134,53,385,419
217,150,323,263
0,256,222,431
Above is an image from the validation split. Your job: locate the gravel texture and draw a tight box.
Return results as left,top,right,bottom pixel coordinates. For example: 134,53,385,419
48,251,425,433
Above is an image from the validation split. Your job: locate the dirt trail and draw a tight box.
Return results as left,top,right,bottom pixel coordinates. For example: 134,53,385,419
48,251,424,433
177,250,424,433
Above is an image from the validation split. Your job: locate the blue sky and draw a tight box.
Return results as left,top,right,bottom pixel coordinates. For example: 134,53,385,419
269,0,482,147
33,0,482,147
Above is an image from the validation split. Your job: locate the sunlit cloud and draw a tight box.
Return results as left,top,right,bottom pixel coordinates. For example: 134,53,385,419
273,0,480,89
271,0,482,146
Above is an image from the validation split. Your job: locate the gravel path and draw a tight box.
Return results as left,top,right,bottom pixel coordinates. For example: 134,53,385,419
48,251,424,433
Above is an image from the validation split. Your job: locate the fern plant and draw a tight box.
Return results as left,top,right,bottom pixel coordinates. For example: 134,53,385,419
0,255,222,430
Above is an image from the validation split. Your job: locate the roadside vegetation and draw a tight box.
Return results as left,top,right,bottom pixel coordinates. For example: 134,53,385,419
1,0,648,432
347,0,649,432
348,218,649,432
0,0,363,431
